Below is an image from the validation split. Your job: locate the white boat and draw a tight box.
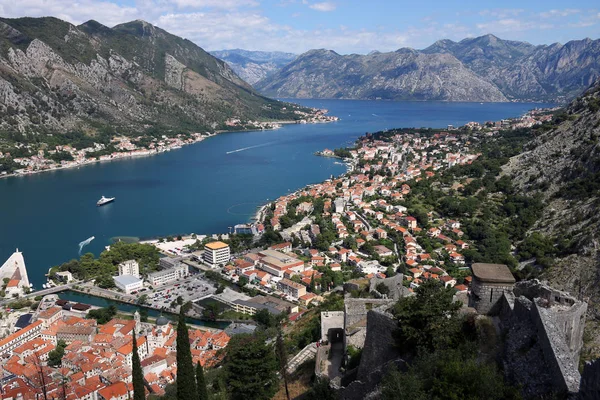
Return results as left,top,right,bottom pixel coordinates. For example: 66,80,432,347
97,196,115,206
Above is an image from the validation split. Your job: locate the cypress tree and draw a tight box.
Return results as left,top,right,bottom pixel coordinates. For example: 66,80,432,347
196,361,208,400
224,334,278,400
177,308,198,400
276,329,290,400
132,329,145,400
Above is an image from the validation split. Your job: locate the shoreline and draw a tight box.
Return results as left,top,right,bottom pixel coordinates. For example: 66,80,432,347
0,137,206,180
1,116,338,181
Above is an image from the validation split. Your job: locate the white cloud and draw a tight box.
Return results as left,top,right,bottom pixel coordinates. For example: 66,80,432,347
168,0,258,10
0,0,140,26
155,10,413,53
479,9,524,19
308,2,336,12
476,18,553,33
1,0,595,55
539,9,581,18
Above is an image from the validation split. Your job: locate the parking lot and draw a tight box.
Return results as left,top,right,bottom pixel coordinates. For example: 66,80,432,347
145,274,217,309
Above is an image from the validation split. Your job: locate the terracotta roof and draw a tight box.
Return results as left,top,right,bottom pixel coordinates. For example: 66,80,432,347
38,307,62,319
455,284,468,292
7,279,20,287
205,241,229,250
98,381,128,400
0,321,42,349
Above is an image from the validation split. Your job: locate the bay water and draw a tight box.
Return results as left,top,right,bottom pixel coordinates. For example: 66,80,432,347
0,99,554,288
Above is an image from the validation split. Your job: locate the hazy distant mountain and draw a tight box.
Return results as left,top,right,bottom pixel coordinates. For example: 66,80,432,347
0,17,299,135
256,34,600,102
255,48,508,102
211,49,296,84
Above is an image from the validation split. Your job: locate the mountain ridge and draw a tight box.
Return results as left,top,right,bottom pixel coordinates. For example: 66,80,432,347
254,35,600,102
255,44,508,102
0,16,304,138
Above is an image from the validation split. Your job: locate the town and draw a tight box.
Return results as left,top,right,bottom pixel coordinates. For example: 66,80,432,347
0,106,590,400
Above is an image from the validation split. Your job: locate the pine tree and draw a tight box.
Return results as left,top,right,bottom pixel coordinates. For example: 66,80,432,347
177,308,198,400
196,361,208,400
132,329,145,400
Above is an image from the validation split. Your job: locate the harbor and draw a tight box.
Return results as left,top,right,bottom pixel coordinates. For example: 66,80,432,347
0,100,555,289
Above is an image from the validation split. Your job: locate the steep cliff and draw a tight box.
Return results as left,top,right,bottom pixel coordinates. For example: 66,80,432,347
0,17,300,136
503,79,600,318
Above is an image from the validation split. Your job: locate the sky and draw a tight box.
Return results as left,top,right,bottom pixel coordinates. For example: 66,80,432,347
1,0,599,54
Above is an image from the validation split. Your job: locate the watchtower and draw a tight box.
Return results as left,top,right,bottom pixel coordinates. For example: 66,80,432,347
468,263,515,315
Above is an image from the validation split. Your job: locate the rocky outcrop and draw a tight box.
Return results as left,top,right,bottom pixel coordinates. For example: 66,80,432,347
164,53,186,90
255,34,600,102
0,17,295,135
502,80,600,318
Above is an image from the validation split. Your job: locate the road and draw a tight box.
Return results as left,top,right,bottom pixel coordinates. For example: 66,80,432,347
26,283,77,298
354,211,372,231
0,282,78,307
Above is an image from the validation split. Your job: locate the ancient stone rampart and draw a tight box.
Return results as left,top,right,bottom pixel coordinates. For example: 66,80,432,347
321,311,344,342
531,300,582,394
341,309,404,400
579,358,600,399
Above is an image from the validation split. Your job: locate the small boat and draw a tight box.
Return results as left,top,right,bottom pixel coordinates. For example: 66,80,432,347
97,196,115,206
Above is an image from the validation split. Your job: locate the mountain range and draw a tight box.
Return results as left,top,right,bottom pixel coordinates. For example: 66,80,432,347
210,49,296,85
253,34,600,103
0,17,302,136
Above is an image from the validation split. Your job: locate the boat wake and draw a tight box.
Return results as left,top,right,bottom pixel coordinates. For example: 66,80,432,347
226,141,276,155
78,236,95,255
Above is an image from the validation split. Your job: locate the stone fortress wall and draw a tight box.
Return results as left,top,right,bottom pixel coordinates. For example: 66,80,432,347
498,278,587,396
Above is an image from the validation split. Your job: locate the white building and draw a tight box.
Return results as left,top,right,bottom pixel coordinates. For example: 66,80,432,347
118,260,140,278
0,321,43,357
147,264,187,286
358,260,384,275
334,198,345,214
0,249,30,297
203,241,231,267
114,275,144,294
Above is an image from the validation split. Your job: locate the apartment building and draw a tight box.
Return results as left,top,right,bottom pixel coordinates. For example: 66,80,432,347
118,260,140,278
277,278,307,299
203,241,231,267
147,264,187,286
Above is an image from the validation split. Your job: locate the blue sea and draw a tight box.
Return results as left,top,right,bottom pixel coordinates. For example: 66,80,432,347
0,99,554,288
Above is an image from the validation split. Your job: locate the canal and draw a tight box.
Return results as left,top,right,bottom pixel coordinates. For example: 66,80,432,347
58,290,230,329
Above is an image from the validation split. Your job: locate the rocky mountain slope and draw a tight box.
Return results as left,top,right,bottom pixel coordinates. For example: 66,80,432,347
503,79,600,319
0,17,300,136
256,34,600,102
255,48,508,102
210,49,296,85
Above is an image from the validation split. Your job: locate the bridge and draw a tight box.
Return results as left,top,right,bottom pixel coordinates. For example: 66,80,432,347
25,283,76,298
